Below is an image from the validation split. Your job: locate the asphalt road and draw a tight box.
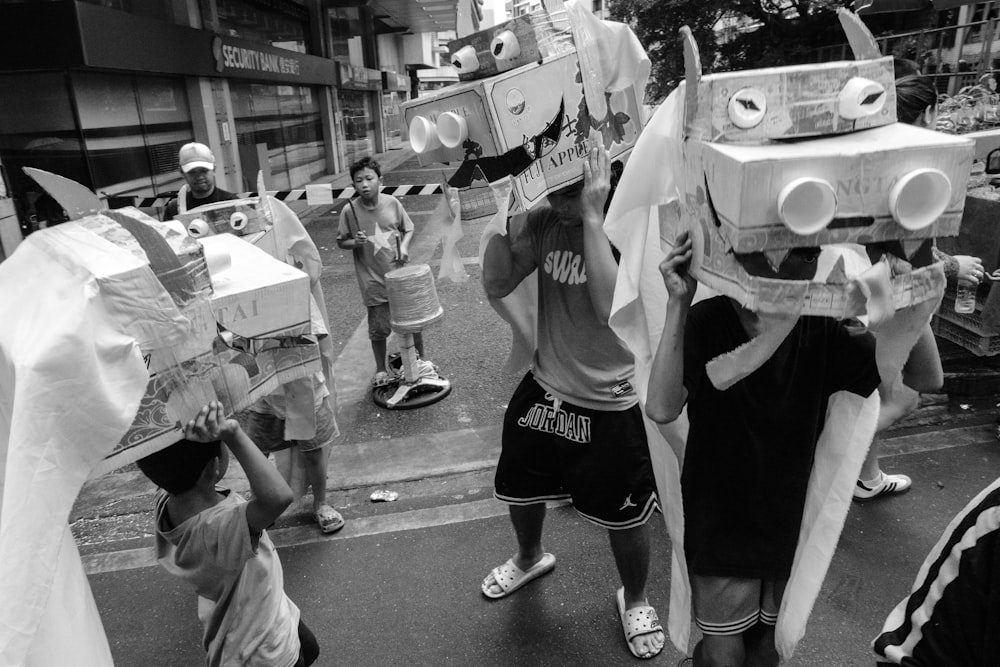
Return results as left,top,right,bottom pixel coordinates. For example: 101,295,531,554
88,437,1000,666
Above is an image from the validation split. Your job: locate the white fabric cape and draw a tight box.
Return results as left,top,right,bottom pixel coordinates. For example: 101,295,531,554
604,89,883,659
0,225,166,665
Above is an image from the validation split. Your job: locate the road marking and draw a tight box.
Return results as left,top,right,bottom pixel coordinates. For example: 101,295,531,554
83,499,571,575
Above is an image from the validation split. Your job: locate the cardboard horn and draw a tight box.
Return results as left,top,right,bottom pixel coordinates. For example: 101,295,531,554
680,26,702,137
837,8,881,60
23,167,103,220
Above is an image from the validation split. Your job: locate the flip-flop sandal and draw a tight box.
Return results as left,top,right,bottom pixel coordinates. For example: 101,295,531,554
481,552,556,599
616,586,664,660
314,505,345,534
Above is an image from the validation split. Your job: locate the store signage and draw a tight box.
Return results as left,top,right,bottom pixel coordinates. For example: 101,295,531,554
210,35,336,85
338,62,382,91
215,38,302,76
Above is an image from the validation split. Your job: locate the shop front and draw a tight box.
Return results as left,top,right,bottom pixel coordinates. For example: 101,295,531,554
0,0,337,234
336,62,384,168
381,71,412,150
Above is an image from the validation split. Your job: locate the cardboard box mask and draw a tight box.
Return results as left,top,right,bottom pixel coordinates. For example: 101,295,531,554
401,0,647,212
669,12,974,317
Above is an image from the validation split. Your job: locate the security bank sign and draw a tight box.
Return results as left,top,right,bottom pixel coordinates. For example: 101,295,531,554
210,36,335,85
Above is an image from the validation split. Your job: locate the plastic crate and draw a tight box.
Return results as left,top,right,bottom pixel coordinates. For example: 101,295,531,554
932,315,1000,356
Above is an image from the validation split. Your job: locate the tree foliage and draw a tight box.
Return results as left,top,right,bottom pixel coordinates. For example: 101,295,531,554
610,0,853,102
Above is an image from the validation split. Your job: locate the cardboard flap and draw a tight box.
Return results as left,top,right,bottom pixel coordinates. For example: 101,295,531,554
838,8,881,60
23,167,103,220
681,26,701,138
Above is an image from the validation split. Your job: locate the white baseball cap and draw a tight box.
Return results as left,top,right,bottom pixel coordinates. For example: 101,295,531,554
178,142,216,173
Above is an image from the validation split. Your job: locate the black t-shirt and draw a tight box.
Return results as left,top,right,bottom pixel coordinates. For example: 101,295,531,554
681,297,880,578
162,187,238,221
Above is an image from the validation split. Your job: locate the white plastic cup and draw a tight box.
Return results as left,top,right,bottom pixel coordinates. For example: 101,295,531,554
229,211,249,231
838,77,886,119
889,168,951,231
451,45,480,73
777,177,837,235
409,116,441,154
187,219,211,237
490,30,521,61
436,112,468,149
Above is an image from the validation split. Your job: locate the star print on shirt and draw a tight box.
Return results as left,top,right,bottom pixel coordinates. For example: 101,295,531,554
368,224,395,255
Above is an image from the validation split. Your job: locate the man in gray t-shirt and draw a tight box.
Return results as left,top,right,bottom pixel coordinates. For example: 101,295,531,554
480,148,664,660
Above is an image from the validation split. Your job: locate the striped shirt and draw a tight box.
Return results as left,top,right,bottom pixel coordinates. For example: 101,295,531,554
873,477,1000,665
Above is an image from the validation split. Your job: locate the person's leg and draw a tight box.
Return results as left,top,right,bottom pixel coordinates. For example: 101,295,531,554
858,379,919,481
510,503,547,569
859,324,939,491
295,619,320,667
742,578,785,667
691,576,762,667
371,338,388,374
692,635,744,667
368,304,391,378
300,445,330,510
482,503,548,596
568,402,662,656
609,524,664,657
609,525,650,607
484,374,563,597
742,623,779,667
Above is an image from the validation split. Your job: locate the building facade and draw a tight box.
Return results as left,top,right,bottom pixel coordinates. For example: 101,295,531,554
0,0,456,240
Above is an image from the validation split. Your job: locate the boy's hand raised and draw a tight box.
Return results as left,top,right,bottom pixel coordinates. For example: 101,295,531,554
580,146,611,227
183,401,239,443
659,232,698,306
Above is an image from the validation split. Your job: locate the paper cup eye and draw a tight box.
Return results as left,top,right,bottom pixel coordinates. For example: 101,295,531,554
409,116,441,154
229,211,248,231
728,89,767,129
187,219,211,237
451,45,480,73
491,31,521,61
889,168,951,230
436,112,468,149
777,178,837,235
838,77,886,119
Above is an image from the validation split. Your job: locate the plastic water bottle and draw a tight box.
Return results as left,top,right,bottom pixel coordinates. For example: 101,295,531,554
955,280,977,314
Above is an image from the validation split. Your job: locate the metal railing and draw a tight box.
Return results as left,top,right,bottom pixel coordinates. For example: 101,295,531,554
810,18,1000,97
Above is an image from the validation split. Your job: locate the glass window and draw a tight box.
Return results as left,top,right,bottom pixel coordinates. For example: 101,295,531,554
338,90,373,167
212,0,312,54
76,0,170,21
0,72,85,234
329,7,364,65
231,81,326,192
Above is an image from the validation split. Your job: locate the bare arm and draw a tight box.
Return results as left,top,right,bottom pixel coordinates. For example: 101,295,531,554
580,147,618,323
183,402,293,534
335,206,366,250
646,233,697,424
482,223,536,298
